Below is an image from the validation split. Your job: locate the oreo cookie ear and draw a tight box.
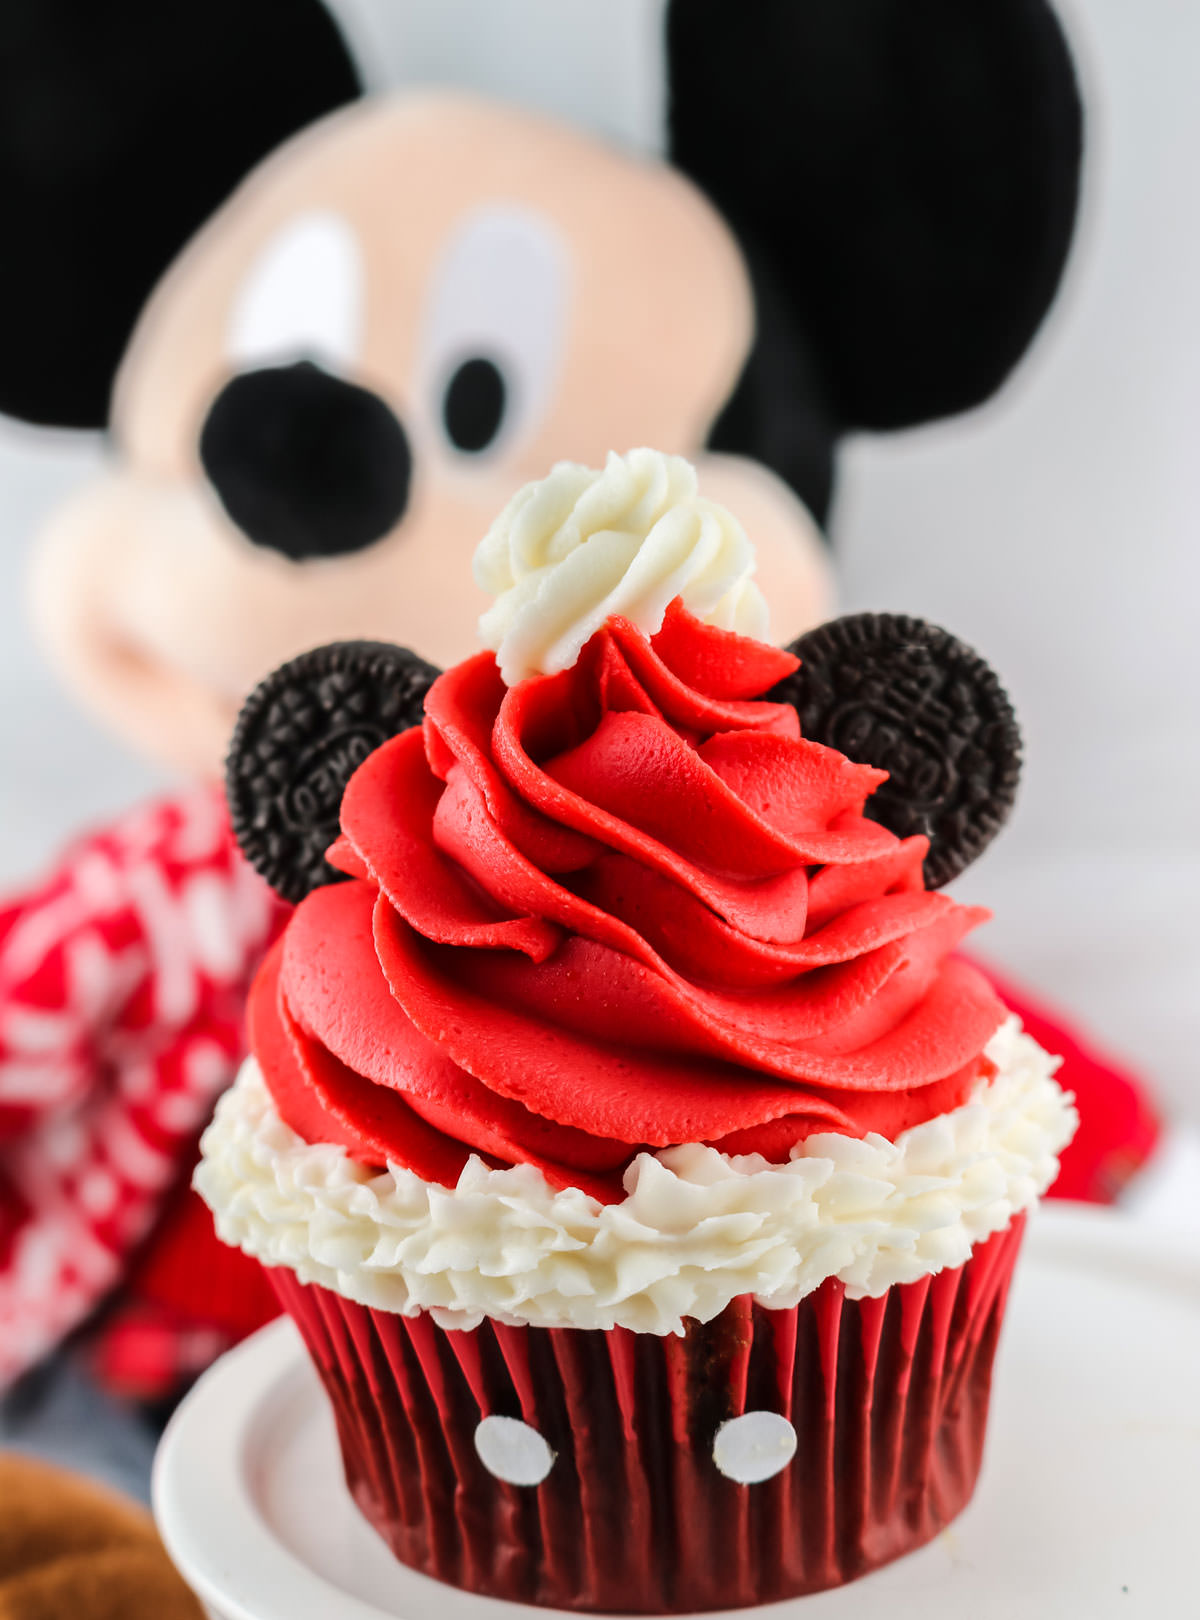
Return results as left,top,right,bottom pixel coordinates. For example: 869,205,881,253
770,615,1022,888
668,0,1082,459
0,0,361,428
226,642,440,904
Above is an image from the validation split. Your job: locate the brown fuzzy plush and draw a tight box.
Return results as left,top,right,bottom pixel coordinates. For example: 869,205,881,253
0,1455,202,1620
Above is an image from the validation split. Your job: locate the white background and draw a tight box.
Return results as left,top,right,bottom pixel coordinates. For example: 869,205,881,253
0,0,1195,1118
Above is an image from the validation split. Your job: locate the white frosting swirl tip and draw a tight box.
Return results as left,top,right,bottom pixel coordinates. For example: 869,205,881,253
474,449,769,684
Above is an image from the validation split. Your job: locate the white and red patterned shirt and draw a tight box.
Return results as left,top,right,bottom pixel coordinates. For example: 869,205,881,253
0,786,287,1391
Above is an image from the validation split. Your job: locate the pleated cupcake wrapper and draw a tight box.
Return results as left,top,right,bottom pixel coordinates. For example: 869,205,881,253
270,1215,1025,1613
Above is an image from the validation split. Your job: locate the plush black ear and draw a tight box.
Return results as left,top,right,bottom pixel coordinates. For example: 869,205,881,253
769,614,1022,887
227,642,440,903
668,0,1082,521
0,0,361,430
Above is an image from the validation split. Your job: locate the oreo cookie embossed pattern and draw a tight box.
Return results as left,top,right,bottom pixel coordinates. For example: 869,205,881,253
227,642,438,903
774,615,1022,888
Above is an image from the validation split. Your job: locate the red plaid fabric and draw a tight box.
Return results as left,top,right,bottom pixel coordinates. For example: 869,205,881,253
88,1146,283,1400
0,786,287,1391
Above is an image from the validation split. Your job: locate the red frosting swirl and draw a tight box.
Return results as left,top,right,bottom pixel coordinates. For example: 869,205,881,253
251,602,1005,1202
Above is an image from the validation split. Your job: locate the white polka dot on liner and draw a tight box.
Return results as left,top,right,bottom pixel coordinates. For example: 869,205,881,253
474,1415,556,1486
712,1411,798,1484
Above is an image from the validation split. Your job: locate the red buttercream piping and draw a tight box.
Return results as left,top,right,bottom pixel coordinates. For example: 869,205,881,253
256,600,1005,1200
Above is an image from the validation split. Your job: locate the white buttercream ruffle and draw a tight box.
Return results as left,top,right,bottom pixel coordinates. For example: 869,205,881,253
195,1019,1076,1336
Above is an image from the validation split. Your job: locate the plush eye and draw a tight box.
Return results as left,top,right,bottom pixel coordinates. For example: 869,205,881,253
712,1411,797,1484
420,206,570,460
474,1415,555,1486
227,211,363,372
442,354,507,452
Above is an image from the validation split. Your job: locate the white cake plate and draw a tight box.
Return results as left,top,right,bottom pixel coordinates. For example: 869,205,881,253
153,1205,1200,1620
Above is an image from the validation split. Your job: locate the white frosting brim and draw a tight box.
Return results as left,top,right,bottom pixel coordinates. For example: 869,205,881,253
194,1019,1077,1336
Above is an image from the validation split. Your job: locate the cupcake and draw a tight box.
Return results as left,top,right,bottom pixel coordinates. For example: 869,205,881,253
197,449,1077,1612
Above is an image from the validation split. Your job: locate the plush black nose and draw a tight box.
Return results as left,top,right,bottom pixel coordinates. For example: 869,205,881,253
199,362,411,560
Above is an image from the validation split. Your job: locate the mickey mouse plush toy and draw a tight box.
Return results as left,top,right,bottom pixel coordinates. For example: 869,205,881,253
0,0,1157,1435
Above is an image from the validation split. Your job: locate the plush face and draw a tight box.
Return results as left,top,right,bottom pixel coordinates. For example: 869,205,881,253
29,95,831,777
11,0,1083,781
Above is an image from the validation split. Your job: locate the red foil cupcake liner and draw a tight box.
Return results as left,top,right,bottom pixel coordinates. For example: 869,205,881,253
269,1215,1025,1613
